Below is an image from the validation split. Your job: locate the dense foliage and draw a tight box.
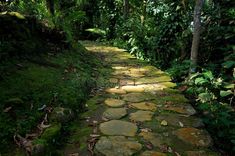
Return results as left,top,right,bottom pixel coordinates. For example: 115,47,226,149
0,0,234,155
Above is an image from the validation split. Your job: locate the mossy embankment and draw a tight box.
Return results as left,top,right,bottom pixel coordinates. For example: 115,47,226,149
0,12,110,155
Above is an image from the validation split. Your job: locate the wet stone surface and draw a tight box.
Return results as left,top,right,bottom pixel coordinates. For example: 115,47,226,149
104,98,126,107
129,102,157,111
139,131,172,148
155,113,204,128
162,105,196,116
95,136,142,156
174,128,213,147
99,120,138,136
103,108,127,120
129,110,154,122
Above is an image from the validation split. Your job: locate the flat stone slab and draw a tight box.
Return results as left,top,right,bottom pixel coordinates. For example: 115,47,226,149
121,85,145,93
136,76,171,84
130,110,154,122
129,102,157,111
159,82,176,88
119,79,135,86
141,151,167,156
156,114,204,128
129,68,148,75
142,84,166,92
122,93,154,102
95,136,142,156
104,98,125,107
105,88,127,94
162,105,196,115
100,120,137,136
174,128,212,147
185,151,219,156
103,108,127,120
139,132,171,148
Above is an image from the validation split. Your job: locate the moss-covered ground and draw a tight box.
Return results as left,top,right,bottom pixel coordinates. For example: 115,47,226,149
0,41,111,155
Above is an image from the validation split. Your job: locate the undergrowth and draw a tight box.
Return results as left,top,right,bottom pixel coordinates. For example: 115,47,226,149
0,44,106,153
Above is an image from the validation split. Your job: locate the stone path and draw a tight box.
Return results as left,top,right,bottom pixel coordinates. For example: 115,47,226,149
82,42,219,156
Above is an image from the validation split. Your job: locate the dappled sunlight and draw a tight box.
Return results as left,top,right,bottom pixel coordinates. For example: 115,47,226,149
1,0,231,154
78,42,216,155
84,44,126,53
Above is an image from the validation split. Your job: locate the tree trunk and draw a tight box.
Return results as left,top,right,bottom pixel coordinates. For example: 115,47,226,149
123,0,129,19
46,0,55,15
190,0,204,67
141,0,146,25
107,0,116,39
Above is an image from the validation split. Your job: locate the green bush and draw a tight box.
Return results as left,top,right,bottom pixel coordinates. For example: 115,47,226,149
166,60,191,82
186,68,235,153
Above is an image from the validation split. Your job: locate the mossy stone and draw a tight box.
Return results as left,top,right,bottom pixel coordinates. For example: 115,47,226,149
95,136,142,156
99,120,137,136
129,102,157,111
122,93,154,103
174,128,213,147
129,110,154,122
104,98,126,107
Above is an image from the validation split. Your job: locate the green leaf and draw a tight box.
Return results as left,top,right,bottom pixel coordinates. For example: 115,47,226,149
86,28,106,36
222,61,235,69
189,73,200,80
195,77,208,85
198,92,213,103
203,71,214,80
220,90,233,97
224,83,235,89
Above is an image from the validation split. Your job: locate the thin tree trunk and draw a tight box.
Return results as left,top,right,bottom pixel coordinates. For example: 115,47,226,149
107,0,116,39
141,0,146,25
46,0,55,15
190,0,204,67
123,0,129,19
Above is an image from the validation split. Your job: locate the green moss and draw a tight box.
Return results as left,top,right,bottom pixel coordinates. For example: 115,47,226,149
33,138,48,146
159,82,177,88
152,94,189,104
40,124,61,143
66,122,92,150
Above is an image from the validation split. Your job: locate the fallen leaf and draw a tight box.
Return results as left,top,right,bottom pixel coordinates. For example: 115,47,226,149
160,144,168,153
144,142,153,150
179,121,184,127
168,146,173,153
178,85,188,92
175,152,181,156
3,106,12,113
90,134,100,137
140,128,152,133
161,120,168,126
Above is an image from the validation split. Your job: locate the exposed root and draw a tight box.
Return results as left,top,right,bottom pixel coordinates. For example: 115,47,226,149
13,106,53,155
87,137,99,156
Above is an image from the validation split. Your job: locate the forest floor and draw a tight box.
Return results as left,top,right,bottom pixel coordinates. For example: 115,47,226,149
60,41,220,156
